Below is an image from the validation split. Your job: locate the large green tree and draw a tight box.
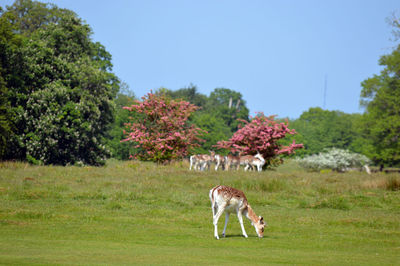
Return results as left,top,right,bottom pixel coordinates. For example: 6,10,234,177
359,17,400,166
206,88,250,132
164,85,208,109
0,7,21,156
1,0,119,165
289,107,361,156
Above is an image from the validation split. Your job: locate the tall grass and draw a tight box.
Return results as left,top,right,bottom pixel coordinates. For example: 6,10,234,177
0,160,399,265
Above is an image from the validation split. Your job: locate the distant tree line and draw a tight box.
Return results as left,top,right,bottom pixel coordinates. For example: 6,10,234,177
1,0,399,168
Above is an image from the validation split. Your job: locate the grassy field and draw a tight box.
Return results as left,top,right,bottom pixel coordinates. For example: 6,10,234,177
0,160,399,265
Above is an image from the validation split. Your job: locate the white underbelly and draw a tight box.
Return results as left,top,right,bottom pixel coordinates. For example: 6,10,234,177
223,198,242,213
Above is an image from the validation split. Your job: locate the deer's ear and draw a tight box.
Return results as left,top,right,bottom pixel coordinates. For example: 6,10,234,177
259,216,264,222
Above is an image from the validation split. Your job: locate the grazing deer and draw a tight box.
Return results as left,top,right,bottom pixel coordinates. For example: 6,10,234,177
213,154,226,171
225,153,266,172
240,153,266,172
189,151,215,171
224,155,241,170
209,185,266,239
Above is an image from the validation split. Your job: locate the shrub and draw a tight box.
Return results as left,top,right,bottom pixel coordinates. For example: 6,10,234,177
216,113,303,167
123,92,205,163
297,148,371,172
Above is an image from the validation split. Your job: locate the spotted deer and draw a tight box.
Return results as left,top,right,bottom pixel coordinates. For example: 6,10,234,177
224,155,240,170
225,153,266,171
209,185,266,239
189,151,215,171
240,153,265,172
213,154,226,171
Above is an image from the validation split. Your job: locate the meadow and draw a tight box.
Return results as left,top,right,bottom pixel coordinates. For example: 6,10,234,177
0,160,399,265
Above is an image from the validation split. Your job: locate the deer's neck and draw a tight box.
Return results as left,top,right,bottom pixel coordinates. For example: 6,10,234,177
244,205,259,224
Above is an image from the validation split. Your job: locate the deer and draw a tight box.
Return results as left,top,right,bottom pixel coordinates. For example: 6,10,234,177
209,185,266,239
240,153,265,172
213,154,226,171
189,151,215,171
224,155,241,170
225,153,266,172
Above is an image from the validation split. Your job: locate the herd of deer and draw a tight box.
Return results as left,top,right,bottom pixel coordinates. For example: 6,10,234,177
190,151,266,172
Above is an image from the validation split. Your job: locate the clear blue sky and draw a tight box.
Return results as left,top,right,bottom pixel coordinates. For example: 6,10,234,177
3,0,400,118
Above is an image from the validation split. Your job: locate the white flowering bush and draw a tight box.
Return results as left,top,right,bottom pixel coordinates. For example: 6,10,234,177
297,148,371,172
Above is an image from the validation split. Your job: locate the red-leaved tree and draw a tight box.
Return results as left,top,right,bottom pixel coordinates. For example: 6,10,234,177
216,114,303,167
122,92,206,163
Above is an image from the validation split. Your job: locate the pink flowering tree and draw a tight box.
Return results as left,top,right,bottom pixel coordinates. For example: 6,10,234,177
122,92,206,163
216,113,303,167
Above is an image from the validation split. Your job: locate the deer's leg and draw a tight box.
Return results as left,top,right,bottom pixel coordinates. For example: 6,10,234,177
237,211,248,238
222,212,230,237
211,201,216,217
213,204,226,240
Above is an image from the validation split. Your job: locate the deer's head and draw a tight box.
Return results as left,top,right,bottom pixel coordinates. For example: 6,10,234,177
254,216,266,238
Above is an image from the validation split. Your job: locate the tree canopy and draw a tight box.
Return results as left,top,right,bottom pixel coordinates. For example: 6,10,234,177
0,0,119,165
359,17,400,166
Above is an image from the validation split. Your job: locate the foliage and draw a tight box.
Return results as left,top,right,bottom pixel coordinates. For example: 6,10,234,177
107,87,137,160
216,113,303,167
359,18,400,166
1,0,119,165
190,112,232,154
123,92,205,163
4,0,76,36
288,107,362,156
206,88,250,132
164,84,208,109
297,148,371,172
161,86,250,154
0,7,21,157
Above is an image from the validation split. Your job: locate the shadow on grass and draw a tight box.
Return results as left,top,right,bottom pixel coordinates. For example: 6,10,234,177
222,234,268,239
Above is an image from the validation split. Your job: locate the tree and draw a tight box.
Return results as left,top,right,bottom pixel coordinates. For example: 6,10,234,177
191,112,232,154
216,114,303,168
206,88,250,132
107,84,136,160
4,0,75,36
158,86,251,154
1,1,119,165
0,7,21,156
164,84,208,109
123,92,205,163
359,18,400,166
289,107,360,155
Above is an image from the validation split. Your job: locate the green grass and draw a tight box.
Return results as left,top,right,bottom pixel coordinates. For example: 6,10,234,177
0,160,399,265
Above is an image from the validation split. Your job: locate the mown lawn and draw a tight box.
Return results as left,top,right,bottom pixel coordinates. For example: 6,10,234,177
0,160,399,265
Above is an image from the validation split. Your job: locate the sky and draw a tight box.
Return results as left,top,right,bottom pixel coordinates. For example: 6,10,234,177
3,0,400,119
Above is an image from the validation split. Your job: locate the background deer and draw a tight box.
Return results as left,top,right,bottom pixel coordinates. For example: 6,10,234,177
241,153,265,172
189,151,215,171
209,185,266,239
225,153,266,171
213,154,225,171
224,155,240,170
